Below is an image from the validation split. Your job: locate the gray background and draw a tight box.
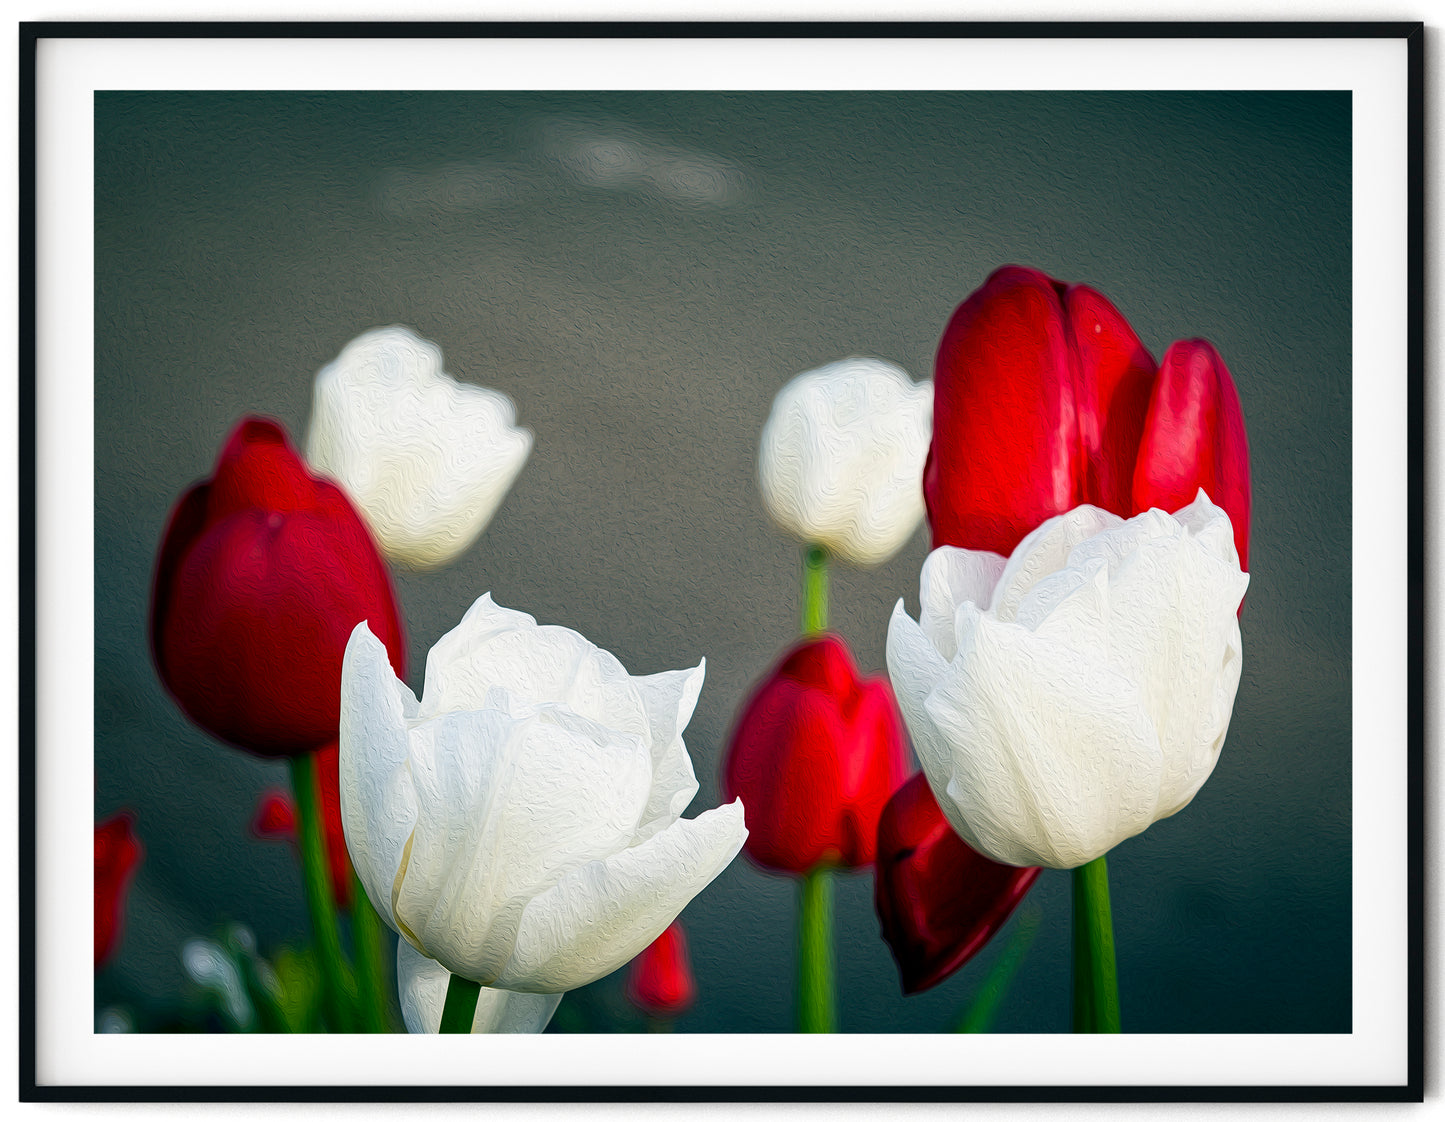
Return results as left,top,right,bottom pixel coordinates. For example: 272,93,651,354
95,90,1350,1033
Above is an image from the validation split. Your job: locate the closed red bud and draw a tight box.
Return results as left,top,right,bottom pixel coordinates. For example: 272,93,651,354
95,813,142,968
874,773,1040,994
249,742,353,908
626,921,697,1018
1133,338,1252,570
926,265,1155,554
723,634,910,875
150,417,406,757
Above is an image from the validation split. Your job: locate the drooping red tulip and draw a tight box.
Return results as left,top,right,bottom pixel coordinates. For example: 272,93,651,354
250,743,353,908
1133,338,1252,570
926,265,1156,555
150,417,406,757
874,773,1040,994
95,813,142,968
723,634,910,875
626,921,697,1018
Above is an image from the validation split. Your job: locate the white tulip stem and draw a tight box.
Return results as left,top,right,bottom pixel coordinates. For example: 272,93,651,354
1071,855,1121,1033
802,544,829,634
439,972,482,1033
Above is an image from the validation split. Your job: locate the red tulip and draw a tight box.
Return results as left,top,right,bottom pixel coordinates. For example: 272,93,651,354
626,921,697,1018
926,265,1156,555
1133,338,1252,570
150,417,406,756
723,634,910,874
929,265,1251,568
250,743,353,908
95,813,142,967
874,774,1040,994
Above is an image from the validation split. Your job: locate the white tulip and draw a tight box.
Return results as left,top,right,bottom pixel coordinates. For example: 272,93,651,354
339,593,747,994
306,326,533,569
886,492,1249,870
396,941,561,1033
758,357,932,566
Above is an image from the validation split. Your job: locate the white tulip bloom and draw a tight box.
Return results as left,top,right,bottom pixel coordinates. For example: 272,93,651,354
306,326,533,569
886,492,1249,870
396,941,562,1033
339,594,747,994
758,357,932,566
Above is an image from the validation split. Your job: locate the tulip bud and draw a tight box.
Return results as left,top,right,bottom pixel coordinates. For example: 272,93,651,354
626,921,698,1018
723,634,911,874
758,357,933,566
874,774,1040,994
250,743,353,908
95,813,142,967
150,417,406,757
306,326,534,570
926,266,1155,554
1133,339,1252,570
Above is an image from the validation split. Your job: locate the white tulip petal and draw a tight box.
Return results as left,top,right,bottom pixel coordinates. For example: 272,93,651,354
631,662,706,840
420,596,647,738
886,599,955,785
990,504,1121,622
306,326,533,569
397,941,561,1033
339,623,421,932
396,706,653,983
491,800,747,994
917,545,1007,662
926,605,1164,869
758,357,931,566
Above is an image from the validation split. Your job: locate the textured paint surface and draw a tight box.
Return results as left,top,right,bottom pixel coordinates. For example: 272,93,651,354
96,91,1350,1032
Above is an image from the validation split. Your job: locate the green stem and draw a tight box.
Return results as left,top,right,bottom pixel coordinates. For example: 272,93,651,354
801,544,829,634
956,906,1041,1033
1071,855,1121,1033
350,872,394,1032
288,751,352,1032
440,972,482,1033
797,866,836,1033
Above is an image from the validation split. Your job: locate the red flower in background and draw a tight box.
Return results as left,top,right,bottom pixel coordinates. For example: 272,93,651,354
95,813,142,967
874,774,1039,994
626,921,697,1019
723,635,910,874
149,417,407,757
250,742,353,908
925,265,1250,563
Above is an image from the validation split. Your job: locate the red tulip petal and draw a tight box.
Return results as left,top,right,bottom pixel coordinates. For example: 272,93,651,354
928,266,1084,554
1064,283,1156,515
874,773,1040,994
314,742,354,909
251,791,296,839
1132,339,1252,570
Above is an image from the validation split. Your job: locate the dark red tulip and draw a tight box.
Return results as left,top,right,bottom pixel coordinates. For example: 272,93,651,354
874,773,1040,994
1133,338,1252,570
250,743,353,908
95,813,142,967
150,417,406,757
723,634,910,875
926,265,1156,554
626,921,697,1018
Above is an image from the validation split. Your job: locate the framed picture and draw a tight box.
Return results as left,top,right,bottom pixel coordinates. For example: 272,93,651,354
24,21,1421,1101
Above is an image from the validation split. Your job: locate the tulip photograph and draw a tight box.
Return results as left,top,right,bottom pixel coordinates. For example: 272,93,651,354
90,81,1356,1059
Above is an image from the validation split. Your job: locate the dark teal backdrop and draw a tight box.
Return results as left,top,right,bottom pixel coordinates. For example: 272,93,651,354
94,90,1351,1033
